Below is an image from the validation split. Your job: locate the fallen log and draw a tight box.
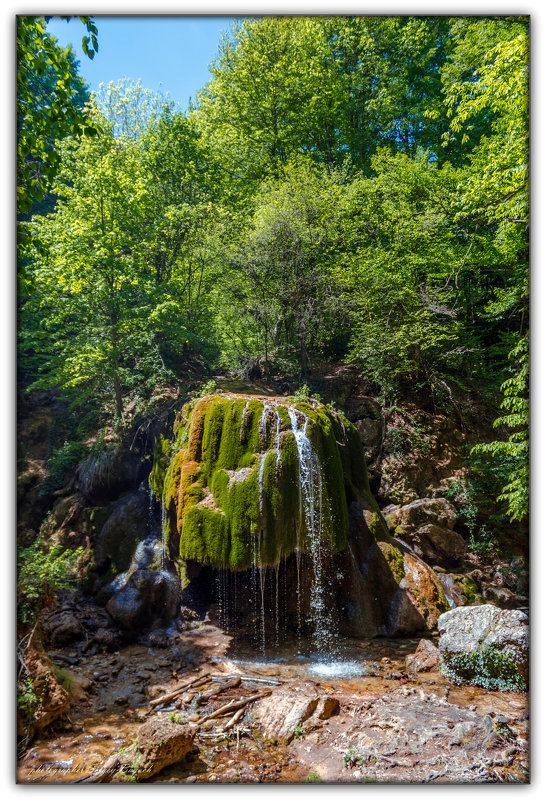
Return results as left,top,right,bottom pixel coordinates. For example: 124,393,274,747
200,689,272,724
149,674,212,708
197,677,241,704
217,706,246,732
211,674,283,686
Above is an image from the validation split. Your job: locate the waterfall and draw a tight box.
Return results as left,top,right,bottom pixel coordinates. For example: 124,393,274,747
239,400,249,442
258,452,268,515
160,499,167,569
274,409,282,468
288,406,334,655
148,484,155,535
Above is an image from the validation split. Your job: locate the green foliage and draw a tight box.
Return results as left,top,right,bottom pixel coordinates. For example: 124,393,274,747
17,541,84,624
55,668,75,693
472,336,528,521
306,770,322,782
196,380,217,398
17,677,38,727
17,16,98,273
40,439,89,496
293,723,304,740
20,81,221,423
17,16,528,534
440,645,527,691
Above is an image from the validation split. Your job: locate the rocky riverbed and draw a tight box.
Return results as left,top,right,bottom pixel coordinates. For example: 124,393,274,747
17,618,528,784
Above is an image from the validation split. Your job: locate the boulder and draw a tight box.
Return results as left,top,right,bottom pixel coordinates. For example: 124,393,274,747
417,524,466,564
385,498,458,533
483,585,518,609
106,569,181,635
41,608,82,646
406,639,440,673
438,604,528,687
384,545,450,635
76,445,144,504
94,491,150,575
133,716,196,779
253,681,324,744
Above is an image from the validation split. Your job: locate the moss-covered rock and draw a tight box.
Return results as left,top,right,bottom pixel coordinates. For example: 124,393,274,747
155,395,374,571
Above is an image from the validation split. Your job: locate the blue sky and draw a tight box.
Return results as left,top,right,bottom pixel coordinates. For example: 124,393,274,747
45,15,238,112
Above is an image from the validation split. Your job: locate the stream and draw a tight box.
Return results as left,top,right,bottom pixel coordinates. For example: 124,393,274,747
17,622,529,784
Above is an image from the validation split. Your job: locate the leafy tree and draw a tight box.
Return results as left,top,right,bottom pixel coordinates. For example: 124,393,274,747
20,83,221,422
222,157,351,374
17,16,99,272
444,18,529,519
18,540,84,625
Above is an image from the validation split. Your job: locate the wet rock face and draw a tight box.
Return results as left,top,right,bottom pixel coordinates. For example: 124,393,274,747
106,569,181,636
133,716,197,779
438,605,529,686
381,544,450,635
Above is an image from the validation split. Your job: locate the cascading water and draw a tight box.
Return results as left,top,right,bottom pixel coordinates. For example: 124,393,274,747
160,499,167,569
288,406,336,656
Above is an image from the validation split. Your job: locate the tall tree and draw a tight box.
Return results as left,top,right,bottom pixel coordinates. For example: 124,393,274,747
20,83,221,422
17,16,99,283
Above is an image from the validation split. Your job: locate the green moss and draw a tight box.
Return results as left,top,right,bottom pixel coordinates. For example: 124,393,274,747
149,434,172,500
378,541,405,584
160,395,377,572
367,512,389,543
440,645,527,691
458,575,479,605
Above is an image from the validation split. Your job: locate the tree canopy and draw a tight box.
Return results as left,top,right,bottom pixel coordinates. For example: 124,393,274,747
18,14,528,522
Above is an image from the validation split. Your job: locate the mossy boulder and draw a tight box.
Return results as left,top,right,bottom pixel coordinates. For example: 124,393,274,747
151,393,449,638
438,605,528,688
157,394,375,571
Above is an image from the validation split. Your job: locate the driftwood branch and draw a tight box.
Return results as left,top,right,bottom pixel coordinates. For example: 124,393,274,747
217,706,246,732
149,674,212,708
200,689,271,723
197,676,241,704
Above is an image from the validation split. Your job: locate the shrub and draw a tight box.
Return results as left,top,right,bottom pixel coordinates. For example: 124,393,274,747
17,541,84,624
40,440,89,495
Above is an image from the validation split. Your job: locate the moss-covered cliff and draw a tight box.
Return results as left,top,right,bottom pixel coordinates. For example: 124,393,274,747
153,394,381,571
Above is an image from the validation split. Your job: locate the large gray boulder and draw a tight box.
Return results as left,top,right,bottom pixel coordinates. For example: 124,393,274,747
438,604,528,688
